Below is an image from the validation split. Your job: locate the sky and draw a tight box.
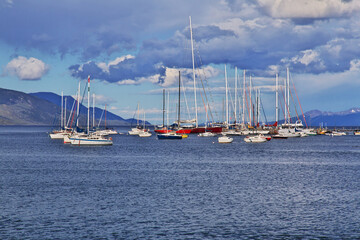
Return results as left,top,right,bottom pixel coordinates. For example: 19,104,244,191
1,0,360,124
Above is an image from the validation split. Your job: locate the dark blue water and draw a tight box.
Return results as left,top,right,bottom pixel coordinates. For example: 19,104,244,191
1,126,359,239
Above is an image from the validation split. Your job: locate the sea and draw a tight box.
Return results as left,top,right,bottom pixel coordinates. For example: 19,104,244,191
0,126,359,239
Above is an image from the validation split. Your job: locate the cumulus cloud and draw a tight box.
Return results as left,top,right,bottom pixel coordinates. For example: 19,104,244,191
257,0,360,19
4,56,49,80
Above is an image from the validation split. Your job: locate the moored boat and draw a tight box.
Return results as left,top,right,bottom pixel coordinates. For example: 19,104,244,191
157,132,183,140
244,134,268,143
218,134,233,143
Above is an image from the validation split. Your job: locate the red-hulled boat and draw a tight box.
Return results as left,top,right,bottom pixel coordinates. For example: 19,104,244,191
154,127,172,134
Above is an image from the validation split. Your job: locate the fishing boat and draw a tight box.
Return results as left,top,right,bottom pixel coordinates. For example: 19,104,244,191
218,134,233,143
157,132,183,140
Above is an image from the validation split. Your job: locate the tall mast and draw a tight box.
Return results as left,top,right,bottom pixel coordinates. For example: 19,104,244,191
284,77,287,124
249,75,252,126
162,89,165,127
93,93,95,129
61,91,63,129
64,97,67,129
189,16,198,128
105,104,107,129
76,80,80,128
287,67,290,123
275,73,279,124
178,71,181,127
225,64,228,126
242,70,246,126
234,67,237,124
87,76,90,134
137,102,139,126
257,89,261,126
167,91,169,127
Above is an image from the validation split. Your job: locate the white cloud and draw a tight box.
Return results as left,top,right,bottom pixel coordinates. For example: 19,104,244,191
5,56,49,80
96,55,135,73
257,0,360,19
159,65,220,87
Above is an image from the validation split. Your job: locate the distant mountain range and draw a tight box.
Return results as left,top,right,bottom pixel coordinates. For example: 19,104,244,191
0,88,147,126
1,87,360,127
302,108,360,127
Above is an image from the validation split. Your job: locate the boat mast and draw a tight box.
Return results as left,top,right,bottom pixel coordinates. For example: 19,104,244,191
87,76,90,134
64,97,67,129
178,71,181,127
234,67,237,125
167,91,169,128
162,89,165,127
137,102,139,127
93,93,95,129
249,75,252,126
275,73,279,123
61,91,63,129
242,70,246,126
76,81,80,129
225,64,228,126
189,16,198,128
287,67,290,124
257,89,261,126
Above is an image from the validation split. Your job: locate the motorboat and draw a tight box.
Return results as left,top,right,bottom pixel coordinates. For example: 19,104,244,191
218,134,233,143
244,134,268,143
198,132,216,137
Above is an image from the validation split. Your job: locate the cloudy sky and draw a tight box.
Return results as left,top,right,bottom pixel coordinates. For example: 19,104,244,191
1,0,360,124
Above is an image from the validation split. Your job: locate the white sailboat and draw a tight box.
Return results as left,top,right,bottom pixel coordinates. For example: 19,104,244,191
139,111,152,137
70,76,113,146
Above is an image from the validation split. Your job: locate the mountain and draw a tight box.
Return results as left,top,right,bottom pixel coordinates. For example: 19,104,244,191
29,92,133,126
303,108,360,127
0,88,59,125
0,88,147,126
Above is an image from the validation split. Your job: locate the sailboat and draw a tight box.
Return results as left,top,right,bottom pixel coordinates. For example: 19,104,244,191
155,89,172,134
139,111,152,137
70,76,113,146
181,16,222,134
128,103,148,135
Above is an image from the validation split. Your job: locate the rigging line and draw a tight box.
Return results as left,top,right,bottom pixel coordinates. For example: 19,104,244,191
180,76,192,120
98,108,105,128
280,80,291,123
260,97,268,125
280,85,288,123
73,80,89,128
289,86,300,122
195,65,214,123
66,96,76,128
290,73,308,128
245,83,251,126
194,39,219,122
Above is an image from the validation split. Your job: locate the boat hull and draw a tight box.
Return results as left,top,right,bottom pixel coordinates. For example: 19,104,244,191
70,137,113,145
157,134,182,140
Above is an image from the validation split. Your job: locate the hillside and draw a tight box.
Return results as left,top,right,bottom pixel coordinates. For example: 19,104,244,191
0,88,59,125
0,88,145,126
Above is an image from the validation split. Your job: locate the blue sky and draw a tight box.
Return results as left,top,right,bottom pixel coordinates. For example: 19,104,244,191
1,0,360,124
